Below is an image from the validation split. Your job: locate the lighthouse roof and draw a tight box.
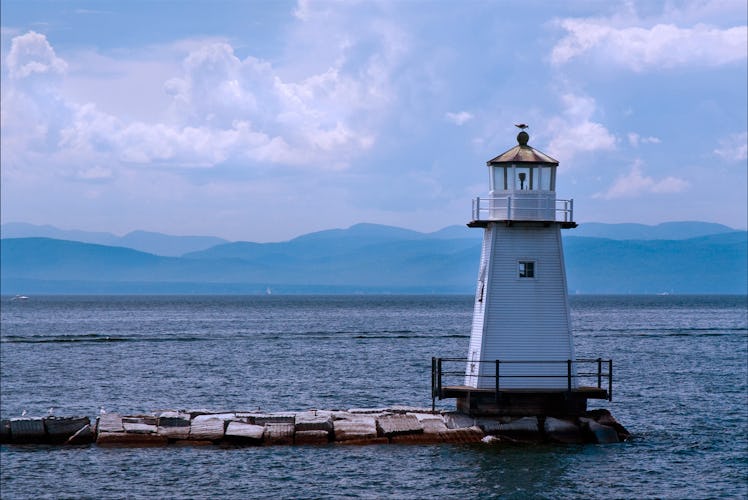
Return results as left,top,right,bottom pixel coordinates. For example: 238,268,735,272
486,131,559,166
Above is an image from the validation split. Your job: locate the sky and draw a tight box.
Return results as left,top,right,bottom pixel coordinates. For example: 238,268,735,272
1,0,746,242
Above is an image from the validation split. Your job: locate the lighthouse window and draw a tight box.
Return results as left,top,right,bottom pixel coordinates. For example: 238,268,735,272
518,261,535,278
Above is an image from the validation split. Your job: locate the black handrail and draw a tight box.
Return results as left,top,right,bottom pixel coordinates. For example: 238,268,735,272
431,357,613,411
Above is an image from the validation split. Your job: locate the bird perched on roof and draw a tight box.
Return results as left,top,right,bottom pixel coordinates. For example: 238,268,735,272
514,123,529,130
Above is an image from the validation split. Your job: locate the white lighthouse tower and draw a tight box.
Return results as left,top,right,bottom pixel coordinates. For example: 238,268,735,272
465,126,576,390
431,126,610,417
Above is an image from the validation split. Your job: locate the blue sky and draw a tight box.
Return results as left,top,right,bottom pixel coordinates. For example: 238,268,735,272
1,0,746,242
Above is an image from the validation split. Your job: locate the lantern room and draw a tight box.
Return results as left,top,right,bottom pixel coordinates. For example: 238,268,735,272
471,129,574,225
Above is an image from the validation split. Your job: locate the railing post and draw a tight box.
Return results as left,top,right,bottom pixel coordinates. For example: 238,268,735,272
608,359,613,401
431,357,436,411
567,359,572,393
569,199,574,222
474,197,479,220
507,196,512,220
437,358,443,400
597,357,602,389
495,360,500,405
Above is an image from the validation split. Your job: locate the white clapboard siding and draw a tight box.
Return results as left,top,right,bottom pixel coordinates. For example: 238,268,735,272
465,223,577,389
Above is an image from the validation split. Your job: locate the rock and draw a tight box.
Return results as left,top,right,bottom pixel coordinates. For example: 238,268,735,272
264,423,294,445
544,417,583,444
348,408,389,415
333,417,378,442
587,409,631,441
10,418,46,443
189,416,226,441
376,414,423,437
158,412,191,428
98,413,124,433
224,422,265,444
0,419,11,443
122,415,157,425
294,430,330,445
580,418,619,444
66,424,94,445
295,412,333,433
44,417,90,443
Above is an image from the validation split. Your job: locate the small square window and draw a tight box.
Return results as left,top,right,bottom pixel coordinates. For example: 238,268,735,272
518,261,535,278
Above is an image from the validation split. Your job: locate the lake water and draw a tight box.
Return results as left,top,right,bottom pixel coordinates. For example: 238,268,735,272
1,295,746,499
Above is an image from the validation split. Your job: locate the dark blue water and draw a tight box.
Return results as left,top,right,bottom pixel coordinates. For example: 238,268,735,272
1,295,746,499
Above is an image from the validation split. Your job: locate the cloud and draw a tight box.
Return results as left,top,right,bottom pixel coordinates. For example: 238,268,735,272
714,131,748,162
445,111,473,126
627,132,661,148
594,161,689,199
551,20,747,71
5,31,67,80
545,93,616,161
2,22,405,174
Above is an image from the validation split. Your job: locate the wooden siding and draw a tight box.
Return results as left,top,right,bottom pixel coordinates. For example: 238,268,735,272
465,223,577,389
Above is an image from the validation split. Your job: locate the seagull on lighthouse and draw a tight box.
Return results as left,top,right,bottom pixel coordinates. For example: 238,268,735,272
514,123,529,130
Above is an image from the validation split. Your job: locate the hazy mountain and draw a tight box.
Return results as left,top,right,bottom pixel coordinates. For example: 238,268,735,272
0,223,227,256
570,221,736,240
1,223,746,294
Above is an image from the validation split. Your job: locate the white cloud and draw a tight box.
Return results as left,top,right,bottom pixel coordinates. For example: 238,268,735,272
545,93,616,161
445,111,473,126
552,20,747,71
2,23,405,174
5,31,67,80
628,132,661,148
714,131,748,162
594,161,689,199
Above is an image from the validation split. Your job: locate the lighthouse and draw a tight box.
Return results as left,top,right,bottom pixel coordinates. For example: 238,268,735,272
432,126,610,417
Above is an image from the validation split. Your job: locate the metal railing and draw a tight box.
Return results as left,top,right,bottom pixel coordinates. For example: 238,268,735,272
471,197,574,223
431,357,612,410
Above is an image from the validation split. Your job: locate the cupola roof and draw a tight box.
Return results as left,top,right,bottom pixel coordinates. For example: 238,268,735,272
486,131,559,166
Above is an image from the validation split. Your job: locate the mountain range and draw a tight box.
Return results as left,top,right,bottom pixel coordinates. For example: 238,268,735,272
1,221,746,294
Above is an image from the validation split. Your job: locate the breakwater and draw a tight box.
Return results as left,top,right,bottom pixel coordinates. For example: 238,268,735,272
1,406,629,446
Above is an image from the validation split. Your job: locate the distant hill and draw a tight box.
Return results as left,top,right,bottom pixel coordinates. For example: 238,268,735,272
0,223,227,256
570,221,736,240
1,221,746,294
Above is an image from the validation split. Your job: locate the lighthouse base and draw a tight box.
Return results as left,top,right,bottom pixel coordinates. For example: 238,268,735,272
445,386,609,417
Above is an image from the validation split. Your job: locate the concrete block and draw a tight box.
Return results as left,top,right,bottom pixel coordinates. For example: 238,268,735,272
376,414,423,437
97,431,168,446
443,412,474,429
158,412,191,428
348,408,389,415
44,417,90,443
253,414,295,425
122,415,157,425
391,433,445,444
98,413,124,433
66,424,94,445
333,417,377,442
437,426,485,444
498,416,540,435
389,406,432,414
157,425,190,440
295,412,333,432
225,422,265,444
420,418,448,434
264,423,294,445
123,422,157,434
10,418,46,443
294,430,330,445
190,417,226,441
336,437,389,445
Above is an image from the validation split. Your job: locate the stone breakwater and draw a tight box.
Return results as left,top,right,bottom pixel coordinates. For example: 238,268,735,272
0,407,629,447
